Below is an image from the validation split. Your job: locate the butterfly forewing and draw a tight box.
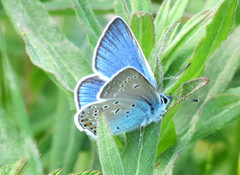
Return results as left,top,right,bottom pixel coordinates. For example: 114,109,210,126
99,68,160,105
75,98,151,135
94,17,157,89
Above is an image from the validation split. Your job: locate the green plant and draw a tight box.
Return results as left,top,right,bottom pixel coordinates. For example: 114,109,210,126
0,0,240,174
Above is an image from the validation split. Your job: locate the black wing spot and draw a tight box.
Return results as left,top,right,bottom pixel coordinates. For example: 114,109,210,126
127,77,131,80
131,104,136,107
114,93,119,97
115,108,120,114
114,101,119,105
117,127,120,129
133,75,138,79
126,111,130,114
118,88,124,92
133,84,140,89
122,80,127,84
119,84,125,87
103,105,109,109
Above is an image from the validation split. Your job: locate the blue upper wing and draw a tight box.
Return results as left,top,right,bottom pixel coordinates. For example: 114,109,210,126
93,17,157,89
74,75,105,110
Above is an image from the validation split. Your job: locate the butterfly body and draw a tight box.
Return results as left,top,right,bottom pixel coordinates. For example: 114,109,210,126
74,17,171,138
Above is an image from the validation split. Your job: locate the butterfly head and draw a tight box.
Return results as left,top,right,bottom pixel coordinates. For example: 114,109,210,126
159,93,172,106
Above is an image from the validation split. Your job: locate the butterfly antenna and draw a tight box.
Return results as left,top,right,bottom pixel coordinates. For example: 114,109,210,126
157,21,180,92
163,63,191,92
170,94,200,102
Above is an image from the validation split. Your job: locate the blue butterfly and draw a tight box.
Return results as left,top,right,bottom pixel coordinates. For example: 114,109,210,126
74,17,172,139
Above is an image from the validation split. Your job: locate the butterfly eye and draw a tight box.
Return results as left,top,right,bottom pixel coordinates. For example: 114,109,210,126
162,97,168,104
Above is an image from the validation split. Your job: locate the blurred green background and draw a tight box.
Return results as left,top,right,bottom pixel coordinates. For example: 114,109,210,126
0,0,239,174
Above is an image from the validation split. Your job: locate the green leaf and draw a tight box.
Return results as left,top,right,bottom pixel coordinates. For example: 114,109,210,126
97,111,125,175
174,0,237,92
235,0,240,25
114,0,131,22
154,0,189,41
154,0,171,41
149,10,212,78
157,119,177,156
167,77,209,107
204,0,224,9
157,77,209,156
76,170,102,175
167,0,189,29
0,23,43,174
48,168,62,175
154,18,240,175
0,104,24,166
189,26,240,143
2,0,92,92
121,123,159,175
202,26,240,101
175,26,240,136
130,12,154,59
192,94,240,143
43,1,73,13
73,170,102,175
72,0,102,50
130,0,151,13
50,91,85,174
226,87,240,95
0,157,27,175
161,10,212,74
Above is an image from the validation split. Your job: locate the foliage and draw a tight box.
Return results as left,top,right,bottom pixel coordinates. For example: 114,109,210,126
0,0,240,174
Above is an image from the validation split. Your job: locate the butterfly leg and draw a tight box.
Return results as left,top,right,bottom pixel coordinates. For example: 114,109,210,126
138,125,143,149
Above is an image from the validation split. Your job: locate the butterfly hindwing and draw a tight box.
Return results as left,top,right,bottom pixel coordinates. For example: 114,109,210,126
75,98,151,136
93,17,157,89
75,75,105,110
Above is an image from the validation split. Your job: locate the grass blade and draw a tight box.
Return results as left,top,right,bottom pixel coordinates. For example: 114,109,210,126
192,94,240,143
2,0,92,92
157,77,209,157
72,0,102,50
121,123,159,175
174,0,237,92
130,0,151,13
0,157,28,175
0,24,43,174
154,18,240,175
97,111,125,175
130,12,154,59
114,0,131,22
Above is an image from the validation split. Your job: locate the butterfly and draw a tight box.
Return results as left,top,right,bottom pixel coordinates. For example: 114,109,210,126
74,17,172,139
